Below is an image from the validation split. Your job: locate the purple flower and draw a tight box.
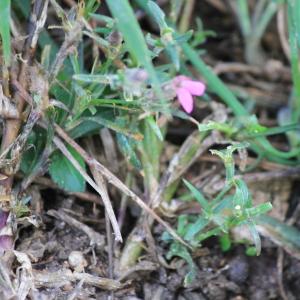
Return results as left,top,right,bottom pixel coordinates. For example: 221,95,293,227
173,75,206,113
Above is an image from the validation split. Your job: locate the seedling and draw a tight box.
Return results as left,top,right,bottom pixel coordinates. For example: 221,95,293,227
164,143,272,285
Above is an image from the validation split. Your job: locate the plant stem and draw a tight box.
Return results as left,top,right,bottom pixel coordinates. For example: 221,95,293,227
287,0,300,123
236,0,251,37
252,0,267,26
179,0,195,33
0,0,49,196
254,1,278,41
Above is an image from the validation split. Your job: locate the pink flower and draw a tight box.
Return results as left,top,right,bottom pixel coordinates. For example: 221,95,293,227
173,75,206,113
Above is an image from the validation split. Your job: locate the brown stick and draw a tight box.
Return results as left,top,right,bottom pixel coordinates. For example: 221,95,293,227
87,137,115,297
33,269,123,290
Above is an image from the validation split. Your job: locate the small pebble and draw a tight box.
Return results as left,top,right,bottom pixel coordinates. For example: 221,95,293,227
68,250,87,272
228,256,249,284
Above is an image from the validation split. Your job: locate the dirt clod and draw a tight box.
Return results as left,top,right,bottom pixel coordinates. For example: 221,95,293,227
228,255,249,284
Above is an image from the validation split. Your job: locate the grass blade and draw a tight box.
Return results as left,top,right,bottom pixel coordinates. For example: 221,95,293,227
0,0,11,66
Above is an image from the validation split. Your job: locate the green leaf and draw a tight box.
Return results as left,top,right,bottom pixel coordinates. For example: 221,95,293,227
210,148,235,181
167,242,197,287
116,133,142,170
146,116,163,141
89,13,115,27
21,130,47,174
68,119,104,139
184,217,209,242
245,202,272,218
247,221,261,255
84,0,100,17
139,118,163,191
219,234,232,252
233,179,250,207
77,116,143,140
245,246,257,256
174,31,193,43
73,73,111,85
0,0,11,66
165,43,180,70
198,121,235,135
210,143,249,181
50,76,73,124
183,179,210,213
257,215,300,256
287,0,300,122
68,110,117,139
41,45,51,70
148,1,180,69
147,1,168,29
49,146,86,192
181,43,247,117
177,214,189,236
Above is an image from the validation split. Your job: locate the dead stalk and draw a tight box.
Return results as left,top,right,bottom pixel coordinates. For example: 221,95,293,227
0,0,49,198
87,138,115,295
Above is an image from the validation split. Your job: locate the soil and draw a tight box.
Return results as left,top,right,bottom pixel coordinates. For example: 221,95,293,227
15,194,300,299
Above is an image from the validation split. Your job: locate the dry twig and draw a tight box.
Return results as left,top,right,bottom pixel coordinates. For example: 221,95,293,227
47,209,105,248
33,269,123,290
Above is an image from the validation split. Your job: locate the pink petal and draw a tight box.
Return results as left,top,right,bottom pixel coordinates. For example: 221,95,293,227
174,75,190,84
177,88,194,113
181,80,206,96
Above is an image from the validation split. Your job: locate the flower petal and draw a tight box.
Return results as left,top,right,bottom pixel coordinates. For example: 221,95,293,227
181,80,205,96
177,87,194,113
173,75,190,84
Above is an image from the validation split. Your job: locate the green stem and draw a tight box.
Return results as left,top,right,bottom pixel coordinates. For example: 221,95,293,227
287,0,300,122
241,123,300,138
252,0,267,26
254,1,278,41
254,137,300,159
179,0,195,33
236,0,251,37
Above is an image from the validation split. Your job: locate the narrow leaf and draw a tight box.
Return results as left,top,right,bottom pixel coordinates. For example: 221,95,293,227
0,0,11,66
183,179,210,212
